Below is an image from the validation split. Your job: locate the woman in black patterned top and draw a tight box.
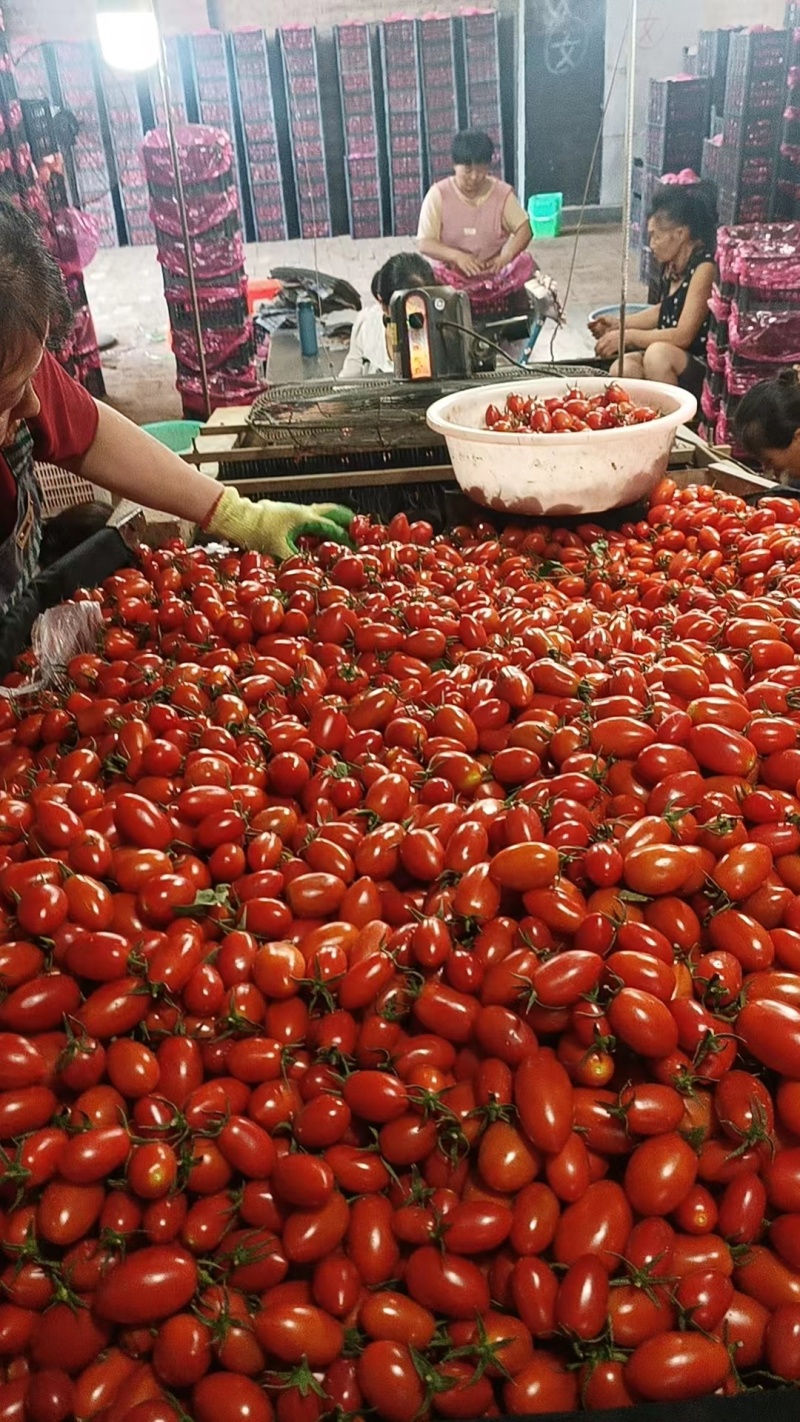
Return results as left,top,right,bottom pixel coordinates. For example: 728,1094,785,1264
591,184,718,398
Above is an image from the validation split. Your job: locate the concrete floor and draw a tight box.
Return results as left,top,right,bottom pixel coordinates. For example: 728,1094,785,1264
84,228,644,424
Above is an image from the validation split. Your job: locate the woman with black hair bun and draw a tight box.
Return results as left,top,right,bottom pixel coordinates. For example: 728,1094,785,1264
339,253,434,379
591,182,718,396
734,368,800,481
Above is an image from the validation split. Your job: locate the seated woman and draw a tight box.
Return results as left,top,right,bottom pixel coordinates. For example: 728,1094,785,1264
339,252,434,379
416,130,534,315
734,368,800,482
591,184,717,396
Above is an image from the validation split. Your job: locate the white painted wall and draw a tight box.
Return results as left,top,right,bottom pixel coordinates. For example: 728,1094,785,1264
600,0,788,204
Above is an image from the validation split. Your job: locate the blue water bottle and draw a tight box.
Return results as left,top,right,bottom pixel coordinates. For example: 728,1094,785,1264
297,297,319,358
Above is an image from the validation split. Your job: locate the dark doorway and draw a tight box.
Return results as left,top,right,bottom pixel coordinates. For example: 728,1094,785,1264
522,0,606,206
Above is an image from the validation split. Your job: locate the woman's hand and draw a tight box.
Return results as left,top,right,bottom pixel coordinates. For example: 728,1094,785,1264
595,329,622,359
484,253,509,275
454,252,485,278
588,315,619,337
206,489,354,559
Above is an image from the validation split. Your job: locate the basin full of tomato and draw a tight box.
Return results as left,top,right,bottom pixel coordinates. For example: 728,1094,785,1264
6,491,800,1419
484,382,660,434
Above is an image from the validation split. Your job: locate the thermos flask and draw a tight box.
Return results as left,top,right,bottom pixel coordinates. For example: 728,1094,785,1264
297,297,319,358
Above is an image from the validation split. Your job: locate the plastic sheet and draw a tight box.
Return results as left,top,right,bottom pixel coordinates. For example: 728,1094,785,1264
171,327,254,372
430,252,536,314
0,529,133,681
142,124,233,186
728,306,800,362
157,231,245,280
149,184,239,239
0,600,102,701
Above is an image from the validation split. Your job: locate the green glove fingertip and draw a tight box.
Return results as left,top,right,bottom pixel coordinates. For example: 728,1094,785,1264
316,504,355,529
294,517,350,546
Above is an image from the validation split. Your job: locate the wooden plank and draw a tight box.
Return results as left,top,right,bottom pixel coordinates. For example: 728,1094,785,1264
219,466,457,496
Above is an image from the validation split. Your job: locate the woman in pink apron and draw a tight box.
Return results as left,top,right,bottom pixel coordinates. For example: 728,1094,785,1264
0,201,353,626
417,130,535,316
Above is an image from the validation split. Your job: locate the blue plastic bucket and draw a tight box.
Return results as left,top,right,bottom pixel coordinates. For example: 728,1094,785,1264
589,303,649,323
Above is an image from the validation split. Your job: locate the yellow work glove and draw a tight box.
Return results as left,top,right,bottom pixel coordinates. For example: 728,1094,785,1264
205,487,354,559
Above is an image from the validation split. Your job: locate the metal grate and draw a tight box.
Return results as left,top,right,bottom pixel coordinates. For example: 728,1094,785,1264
247,367,599,453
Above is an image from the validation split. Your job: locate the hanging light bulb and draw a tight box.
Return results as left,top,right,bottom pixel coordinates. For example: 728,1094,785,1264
96,0,159,72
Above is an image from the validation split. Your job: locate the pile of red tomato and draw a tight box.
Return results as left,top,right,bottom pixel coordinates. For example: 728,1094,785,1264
484,384,659,434
7,483,800,1419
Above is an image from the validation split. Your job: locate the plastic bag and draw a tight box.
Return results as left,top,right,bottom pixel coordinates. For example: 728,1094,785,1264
142,125,233,186
0,600,102,701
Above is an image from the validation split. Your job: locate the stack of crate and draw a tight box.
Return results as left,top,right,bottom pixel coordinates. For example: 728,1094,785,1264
462,10,505,174
147,36,186,129
702,133,723,185
8,86,104,396
230,29,287,243
419,16,458,185
646,76,710,176
98,65,152,245
717,29,790,225
50,43,117,247
143,124,262,416
697,27,743,132
700,221,800,452
776,27,800,219
380,17,425,236
188,32,244,218
279,27,332,239
335,22,383,239
639,77,710,288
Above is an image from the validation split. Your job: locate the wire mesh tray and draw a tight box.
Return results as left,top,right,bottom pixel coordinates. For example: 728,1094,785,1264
246,367,600,453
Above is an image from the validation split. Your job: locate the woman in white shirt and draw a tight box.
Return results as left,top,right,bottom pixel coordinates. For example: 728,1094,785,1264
339,253,434,380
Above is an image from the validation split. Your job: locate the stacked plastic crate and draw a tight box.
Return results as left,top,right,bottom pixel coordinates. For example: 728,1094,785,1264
639,77,710,290
419,16,458,185
50,43,117,247
717,29,790,226
188,32,245,219
700,222,800,453
98,65,153,246
776,27,800,219
335,23,383,239
380,16,425,237
279,27,332,239
697,28,743,133
230,29,287,243
5,75,104,397
0,26,35,204
147,36,186,129
462,10,504,173
143,124,262,416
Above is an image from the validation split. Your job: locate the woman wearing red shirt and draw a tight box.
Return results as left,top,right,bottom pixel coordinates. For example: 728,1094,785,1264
0,201,351,612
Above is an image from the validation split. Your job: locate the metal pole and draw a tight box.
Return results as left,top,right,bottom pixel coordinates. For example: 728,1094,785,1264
617,0,638,370
152,0,210,418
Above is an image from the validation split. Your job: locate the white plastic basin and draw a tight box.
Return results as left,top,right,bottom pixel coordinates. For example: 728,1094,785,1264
426,377,698,517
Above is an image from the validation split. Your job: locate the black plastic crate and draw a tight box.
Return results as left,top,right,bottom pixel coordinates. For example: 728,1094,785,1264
461,11,505,175
648,75,710,126
335,22,384,238
724,29,790,114
279,26,333,238
380,17,426,234
646,122,705,174
230,29,288,242
419,16,458,184
697,28,744,111
702,136,723,180
722,110,783,151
